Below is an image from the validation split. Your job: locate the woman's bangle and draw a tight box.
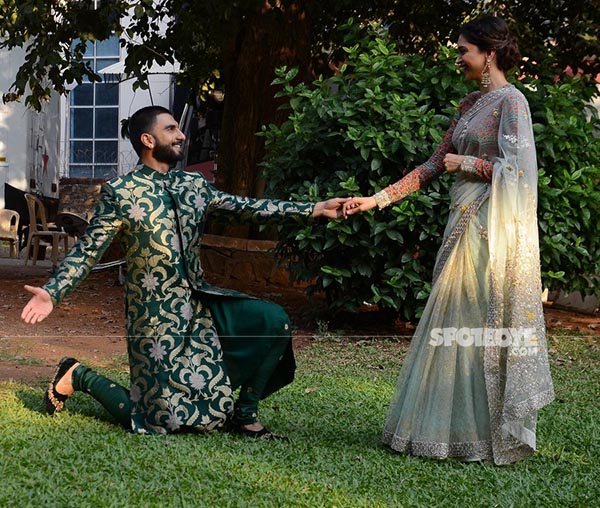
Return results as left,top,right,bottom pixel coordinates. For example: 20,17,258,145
373,190,391,209
459,156,476,173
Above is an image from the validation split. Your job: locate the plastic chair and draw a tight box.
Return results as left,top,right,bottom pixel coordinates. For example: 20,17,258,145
23,193,69,270
0,209,20,258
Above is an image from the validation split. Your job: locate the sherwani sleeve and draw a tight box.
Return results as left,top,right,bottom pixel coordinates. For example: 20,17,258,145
208,189,315,223
43,183,123,306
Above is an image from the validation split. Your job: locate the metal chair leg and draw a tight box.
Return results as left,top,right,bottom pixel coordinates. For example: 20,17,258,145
51,235,60,271
32,238,40,266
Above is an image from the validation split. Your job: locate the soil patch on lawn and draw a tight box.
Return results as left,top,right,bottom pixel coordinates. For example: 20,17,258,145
1,260,598,385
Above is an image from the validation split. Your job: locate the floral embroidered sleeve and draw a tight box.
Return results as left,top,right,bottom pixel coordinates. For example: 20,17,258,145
208,189,315,224
373,115,459,208
43,183,123,306
374,93,480,209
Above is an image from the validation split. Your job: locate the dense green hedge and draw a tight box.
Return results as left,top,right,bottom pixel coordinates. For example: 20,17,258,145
526,78,600,292
260,21,600,319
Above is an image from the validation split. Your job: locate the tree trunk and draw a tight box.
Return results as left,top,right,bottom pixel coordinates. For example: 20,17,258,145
216,1,311,201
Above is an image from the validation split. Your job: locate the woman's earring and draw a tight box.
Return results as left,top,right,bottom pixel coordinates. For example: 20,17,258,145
481,58,492,89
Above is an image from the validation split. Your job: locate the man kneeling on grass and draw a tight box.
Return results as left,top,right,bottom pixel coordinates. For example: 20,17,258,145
21,105,347,439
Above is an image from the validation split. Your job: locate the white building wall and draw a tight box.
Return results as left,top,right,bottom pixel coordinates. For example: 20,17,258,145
0,46,33,208
1,46,175,209
27,95,61,198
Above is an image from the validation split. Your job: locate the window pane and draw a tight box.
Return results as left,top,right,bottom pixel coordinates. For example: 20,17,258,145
94,165,118,179
70,83,93,106
70,141,93,163
95,83,118,106
96,57,119,73
69,37,121,181
94,141,118,163
96,37,120,57
69,165,93,178
94,108,118,138
70,108,93,138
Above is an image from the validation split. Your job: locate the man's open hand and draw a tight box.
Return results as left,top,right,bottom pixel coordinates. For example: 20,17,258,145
21,285,54,324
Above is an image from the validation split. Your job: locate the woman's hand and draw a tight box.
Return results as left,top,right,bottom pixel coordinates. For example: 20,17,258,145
343,196,377,217
443,153,465,173
21,285,54,324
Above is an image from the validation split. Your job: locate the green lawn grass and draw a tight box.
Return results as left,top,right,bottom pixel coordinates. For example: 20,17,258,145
1,333,598,507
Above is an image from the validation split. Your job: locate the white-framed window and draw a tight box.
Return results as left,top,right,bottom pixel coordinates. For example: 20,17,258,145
69,36,120,179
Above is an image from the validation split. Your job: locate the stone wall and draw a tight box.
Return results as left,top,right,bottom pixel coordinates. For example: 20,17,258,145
547,289,599,315
200,234,301,288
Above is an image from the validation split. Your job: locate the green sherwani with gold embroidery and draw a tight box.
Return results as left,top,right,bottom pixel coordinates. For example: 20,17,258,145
44,164,314,434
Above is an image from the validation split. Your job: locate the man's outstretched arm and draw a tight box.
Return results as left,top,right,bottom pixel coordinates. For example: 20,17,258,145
209,188,348,224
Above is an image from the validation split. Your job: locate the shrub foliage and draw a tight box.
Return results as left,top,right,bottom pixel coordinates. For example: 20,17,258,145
261,21,600,319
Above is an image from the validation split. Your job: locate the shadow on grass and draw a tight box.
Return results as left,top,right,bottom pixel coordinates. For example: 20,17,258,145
14,384,387,452
15,386,45,414
15,387,123,427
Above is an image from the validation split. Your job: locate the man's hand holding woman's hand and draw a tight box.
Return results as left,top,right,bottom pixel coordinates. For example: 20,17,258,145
313,198,353,219
342,196,377,217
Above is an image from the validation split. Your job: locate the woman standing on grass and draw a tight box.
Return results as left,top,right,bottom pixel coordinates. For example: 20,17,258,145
343,15,554,464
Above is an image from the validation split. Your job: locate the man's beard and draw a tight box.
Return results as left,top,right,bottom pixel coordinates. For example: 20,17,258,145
153,140,184,165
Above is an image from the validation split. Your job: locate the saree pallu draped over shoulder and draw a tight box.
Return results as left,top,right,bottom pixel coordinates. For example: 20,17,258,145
382,85,554,464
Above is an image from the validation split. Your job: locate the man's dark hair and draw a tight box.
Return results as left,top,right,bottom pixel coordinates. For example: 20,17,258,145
120,106,173,156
